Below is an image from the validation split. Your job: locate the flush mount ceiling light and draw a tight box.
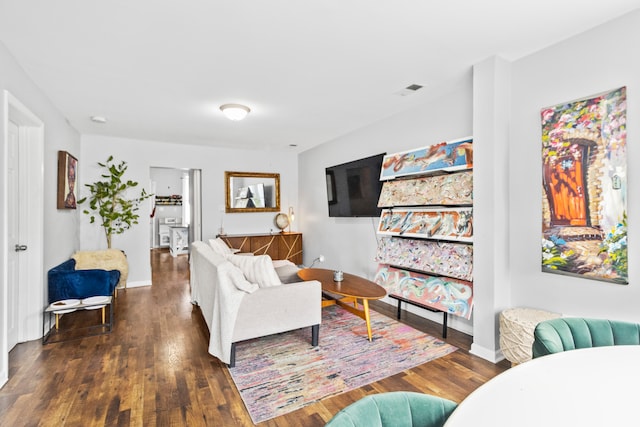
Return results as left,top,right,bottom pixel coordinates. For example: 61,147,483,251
90,115,108,124
220,104,251,121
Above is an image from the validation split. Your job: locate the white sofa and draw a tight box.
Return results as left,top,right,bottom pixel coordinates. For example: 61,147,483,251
190,240,321,367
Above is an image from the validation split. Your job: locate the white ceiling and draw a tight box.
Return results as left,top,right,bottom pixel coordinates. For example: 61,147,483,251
0,1,638,152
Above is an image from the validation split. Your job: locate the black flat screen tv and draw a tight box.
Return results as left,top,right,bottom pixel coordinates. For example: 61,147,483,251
325,153,385,217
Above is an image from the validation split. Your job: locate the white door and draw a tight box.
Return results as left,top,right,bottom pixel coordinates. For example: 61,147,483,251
7,120,21,350
2,93,44,387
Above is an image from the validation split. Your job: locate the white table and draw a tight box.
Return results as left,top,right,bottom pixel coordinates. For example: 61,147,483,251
445,346,640,426
170,225,189,257
43,296,113,343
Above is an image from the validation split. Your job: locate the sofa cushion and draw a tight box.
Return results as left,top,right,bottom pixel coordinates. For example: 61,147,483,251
209,238,239,255
275,264,301,284
227,254,282,288
272,260,301,284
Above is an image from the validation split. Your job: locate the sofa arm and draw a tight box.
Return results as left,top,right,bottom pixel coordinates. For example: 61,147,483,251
48,268,120,303
233,280,322,342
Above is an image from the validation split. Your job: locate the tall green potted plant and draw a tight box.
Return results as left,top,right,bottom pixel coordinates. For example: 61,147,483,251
78,156,152,248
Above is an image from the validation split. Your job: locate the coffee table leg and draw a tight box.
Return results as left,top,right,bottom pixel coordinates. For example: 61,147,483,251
363,299,373,341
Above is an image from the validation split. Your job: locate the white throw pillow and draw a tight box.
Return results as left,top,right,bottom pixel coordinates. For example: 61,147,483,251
208,238,238,255
227,254,282,288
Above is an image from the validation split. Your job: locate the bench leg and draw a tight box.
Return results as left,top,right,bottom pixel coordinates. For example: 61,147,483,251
311,324,319,346
442,311,448,338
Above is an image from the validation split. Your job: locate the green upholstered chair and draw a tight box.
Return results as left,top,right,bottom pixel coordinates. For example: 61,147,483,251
325,391,458,427
532,317,640,358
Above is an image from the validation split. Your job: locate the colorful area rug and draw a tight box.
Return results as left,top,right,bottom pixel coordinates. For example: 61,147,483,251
228,305,457,424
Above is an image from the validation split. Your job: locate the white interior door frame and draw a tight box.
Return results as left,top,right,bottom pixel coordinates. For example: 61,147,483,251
1,91,44,387
189,169,202,243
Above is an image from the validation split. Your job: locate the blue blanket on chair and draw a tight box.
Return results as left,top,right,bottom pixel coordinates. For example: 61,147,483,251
47,258,120,303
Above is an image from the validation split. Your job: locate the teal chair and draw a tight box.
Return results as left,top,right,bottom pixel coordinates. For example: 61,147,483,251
325,391,458,427
532,317,640,358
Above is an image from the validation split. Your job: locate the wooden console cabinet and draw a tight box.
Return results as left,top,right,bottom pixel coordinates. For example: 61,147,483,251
219,232,303,265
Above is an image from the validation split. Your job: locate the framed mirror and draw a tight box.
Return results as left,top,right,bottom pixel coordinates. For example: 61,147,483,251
225,171,280,213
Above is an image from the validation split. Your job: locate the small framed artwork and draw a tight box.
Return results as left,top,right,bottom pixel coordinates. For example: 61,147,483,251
57,151,78,209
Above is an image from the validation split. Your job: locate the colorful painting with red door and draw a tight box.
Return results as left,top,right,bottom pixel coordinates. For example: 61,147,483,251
541,87,627,284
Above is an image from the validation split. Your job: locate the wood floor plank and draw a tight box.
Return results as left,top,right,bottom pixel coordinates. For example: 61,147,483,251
0,248,509,426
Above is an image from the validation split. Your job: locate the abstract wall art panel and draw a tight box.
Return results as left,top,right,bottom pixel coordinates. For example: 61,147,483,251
374,265,473,319
377,170,473,207
378,208,473,242
541,86,627,284
375,236,473,281
380,137,473,180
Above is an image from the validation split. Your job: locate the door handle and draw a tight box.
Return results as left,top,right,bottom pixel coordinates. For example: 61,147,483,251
15,244,27,252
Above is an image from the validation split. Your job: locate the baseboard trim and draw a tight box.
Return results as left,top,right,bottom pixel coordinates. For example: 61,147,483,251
469,343,505,363
126,280,152,288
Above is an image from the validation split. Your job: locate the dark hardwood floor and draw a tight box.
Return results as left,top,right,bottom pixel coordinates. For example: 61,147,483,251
0,249,508,426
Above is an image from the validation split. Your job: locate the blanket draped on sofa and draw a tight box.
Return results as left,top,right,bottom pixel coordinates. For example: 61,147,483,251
190,241,248,364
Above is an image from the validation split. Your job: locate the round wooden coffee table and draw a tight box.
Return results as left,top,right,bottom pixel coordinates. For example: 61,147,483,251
297,268,386,341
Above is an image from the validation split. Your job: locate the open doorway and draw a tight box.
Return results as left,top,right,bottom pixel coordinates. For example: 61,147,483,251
149,167,202,261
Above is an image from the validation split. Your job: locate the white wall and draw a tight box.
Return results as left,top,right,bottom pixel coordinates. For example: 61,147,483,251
151,167,184,197
0,41,80,386
471,56,512,361
298,72,474,334
80,135,298,285
508,10,640,321
0,43,81,268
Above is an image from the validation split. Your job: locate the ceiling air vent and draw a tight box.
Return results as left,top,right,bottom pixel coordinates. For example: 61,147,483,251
395,84,424,97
